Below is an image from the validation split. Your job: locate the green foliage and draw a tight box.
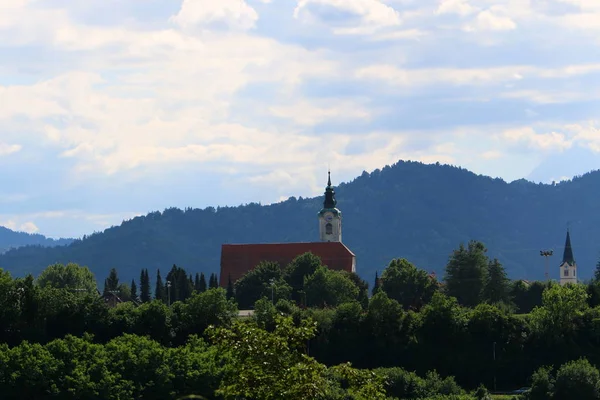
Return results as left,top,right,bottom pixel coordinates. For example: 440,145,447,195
553,358,600,400
304,267,360,308
155,269,165,301
139,269,150,303
444,241,489,307
380,258,437,310
37,263,97,294
484,258,510,304
166,264,194,303
284,252,323,302
328,363,387,400
234,261,291,309
473,384,491,400
511,280,546,314
208,315,329,399
530,283,589,336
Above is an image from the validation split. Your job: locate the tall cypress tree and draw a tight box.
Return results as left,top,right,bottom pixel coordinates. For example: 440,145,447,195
483,258,509,304
194,273,201,292
103,268,119,296
372,271,381,296
199,273,207,292
130,279,138,302
140,269,151,303
155,269,165,302
209,273,219,289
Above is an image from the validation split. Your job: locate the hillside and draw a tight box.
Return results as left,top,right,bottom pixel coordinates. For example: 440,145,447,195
1,160,599,285
0,227,73,254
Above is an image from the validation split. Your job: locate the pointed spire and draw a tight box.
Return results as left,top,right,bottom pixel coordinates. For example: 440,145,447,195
562,229,575,265
323,170,337,209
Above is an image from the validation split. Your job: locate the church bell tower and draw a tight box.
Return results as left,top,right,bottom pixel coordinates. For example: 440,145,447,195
559,229,577,286
318,171,342,242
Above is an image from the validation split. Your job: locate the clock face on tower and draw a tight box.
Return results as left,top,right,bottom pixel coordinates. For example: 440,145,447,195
325,213,333,222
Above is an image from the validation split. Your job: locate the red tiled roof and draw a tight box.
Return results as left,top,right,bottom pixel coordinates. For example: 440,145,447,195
219,242,356,287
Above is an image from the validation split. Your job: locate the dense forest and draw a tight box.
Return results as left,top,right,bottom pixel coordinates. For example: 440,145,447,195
2,160,600,285
0,226,72,253
4,244,600,399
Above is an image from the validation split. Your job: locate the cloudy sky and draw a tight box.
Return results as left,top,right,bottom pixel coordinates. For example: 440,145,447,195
1,0,599,238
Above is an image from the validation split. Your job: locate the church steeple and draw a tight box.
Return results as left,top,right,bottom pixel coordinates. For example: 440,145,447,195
318,170,342,242
559,229,577,286
323,170,337,209
562,229,575,266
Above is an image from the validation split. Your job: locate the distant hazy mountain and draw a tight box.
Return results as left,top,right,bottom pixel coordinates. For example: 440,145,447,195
0,226,73,254
527,146,600,183
0,160,599,286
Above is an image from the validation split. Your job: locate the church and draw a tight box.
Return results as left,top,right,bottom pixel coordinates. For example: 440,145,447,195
559,229,577,286
219,172,356,287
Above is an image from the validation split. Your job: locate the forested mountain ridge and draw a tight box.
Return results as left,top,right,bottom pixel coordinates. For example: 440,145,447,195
1,160,600,285
0,226,72,254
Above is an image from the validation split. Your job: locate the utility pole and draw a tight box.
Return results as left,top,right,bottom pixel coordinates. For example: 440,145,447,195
540,250,554,281
166,281,172,307
269,278,275,304
493,341,497,392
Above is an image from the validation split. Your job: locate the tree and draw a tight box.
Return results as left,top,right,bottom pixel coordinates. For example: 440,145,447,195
130,279,138,302
209,273,219,289
530,283,589,337
36,263,97,294
595,258,600,283
444,241,489,307
103,268,119,296
554,358,600,400
166,264,193,303
198,273,207,293
226,274,235,300
483,258,509,304
304,267,359,308
529,365,555,400
181,288,238,336
140,269,151,303
207,315,329,399
155,269,165,302
235,261,291,309
372,271,381,296
283,252,322,301
380,258,436,310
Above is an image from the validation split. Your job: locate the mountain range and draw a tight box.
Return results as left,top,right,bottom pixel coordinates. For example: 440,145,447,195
0,227,72,254
0,160,599,286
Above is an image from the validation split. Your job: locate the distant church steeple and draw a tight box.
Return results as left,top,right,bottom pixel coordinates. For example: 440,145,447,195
318,171,342,242
560,229,577,285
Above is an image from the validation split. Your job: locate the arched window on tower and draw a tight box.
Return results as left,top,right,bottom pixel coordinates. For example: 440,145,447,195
325,223,333,235
564,269,569,277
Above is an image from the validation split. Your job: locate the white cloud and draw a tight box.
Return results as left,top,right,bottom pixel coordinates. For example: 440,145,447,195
294,0,401,33
19,222,39,234
0,0,599,238
464,10,517,31
0,219,39,234
436,0,478,16
268,99,371,125
503,127,572,152
0,143,22,156
355,64,528,86
170,0,259,31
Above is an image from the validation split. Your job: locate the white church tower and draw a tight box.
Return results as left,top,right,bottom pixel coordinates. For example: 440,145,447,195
559,230,577,286
318,171,342,242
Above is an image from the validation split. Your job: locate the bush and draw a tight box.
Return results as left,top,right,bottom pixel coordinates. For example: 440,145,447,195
528,365,554,400
553,358,600,400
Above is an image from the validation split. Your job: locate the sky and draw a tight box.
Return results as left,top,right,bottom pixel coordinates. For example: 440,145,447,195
1,0,600,238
